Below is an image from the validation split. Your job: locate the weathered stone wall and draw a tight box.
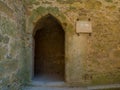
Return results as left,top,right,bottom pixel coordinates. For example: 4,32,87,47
0,0,26,90
24,0,120,86
0,0,120,89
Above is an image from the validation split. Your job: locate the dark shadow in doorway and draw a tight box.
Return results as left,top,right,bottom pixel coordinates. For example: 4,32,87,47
33,14,65,82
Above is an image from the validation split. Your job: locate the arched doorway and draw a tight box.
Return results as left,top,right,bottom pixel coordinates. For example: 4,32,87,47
33,14,65,82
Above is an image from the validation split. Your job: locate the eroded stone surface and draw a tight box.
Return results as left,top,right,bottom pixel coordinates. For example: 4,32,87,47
0,0,120,90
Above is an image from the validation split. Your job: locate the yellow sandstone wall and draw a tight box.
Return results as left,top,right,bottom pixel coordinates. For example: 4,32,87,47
0,0,120,89
25,0,120,86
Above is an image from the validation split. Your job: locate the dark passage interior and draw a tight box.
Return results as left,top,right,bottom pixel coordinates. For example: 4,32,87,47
34,14,65,82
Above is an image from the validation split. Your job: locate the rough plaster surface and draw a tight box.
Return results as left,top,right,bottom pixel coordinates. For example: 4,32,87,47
0,0,120,90
0,0,26,90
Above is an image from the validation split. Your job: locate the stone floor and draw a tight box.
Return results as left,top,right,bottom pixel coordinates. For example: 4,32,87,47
23,84,120,90
33,74,63,82
23,76,120,90
24,87,87,90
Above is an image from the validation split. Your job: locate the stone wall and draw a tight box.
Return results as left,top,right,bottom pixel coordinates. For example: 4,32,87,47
0,0,26,90
0,0,120,89
25,0,120,86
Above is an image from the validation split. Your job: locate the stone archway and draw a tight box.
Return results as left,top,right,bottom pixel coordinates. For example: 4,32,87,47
26,9,79,84
33,14,65,82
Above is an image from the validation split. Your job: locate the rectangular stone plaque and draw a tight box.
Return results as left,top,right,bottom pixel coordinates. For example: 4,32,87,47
76,21,92,33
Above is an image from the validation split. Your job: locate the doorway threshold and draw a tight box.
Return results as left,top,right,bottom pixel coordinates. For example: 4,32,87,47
32,75,65,87
31,81,65,87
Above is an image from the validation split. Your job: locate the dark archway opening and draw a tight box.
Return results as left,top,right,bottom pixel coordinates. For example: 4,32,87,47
33,14,65,82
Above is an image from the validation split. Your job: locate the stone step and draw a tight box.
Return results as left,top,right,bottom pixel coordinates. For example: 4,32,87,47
23,83,120,90
88,84,120,90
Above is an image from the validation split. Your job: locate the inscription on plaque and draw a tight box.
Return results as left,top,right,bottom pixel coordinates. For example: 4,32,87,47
76,21,92,33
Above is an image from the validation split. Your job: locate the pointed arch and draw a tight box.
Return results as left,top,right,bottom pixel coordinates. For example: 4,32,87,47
33,13,65,81
26,9,74,83
33,13,65,37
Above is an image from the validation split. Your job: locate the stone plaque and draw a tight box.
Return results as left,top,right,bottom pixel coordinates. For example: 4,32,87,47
76,21,92,33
